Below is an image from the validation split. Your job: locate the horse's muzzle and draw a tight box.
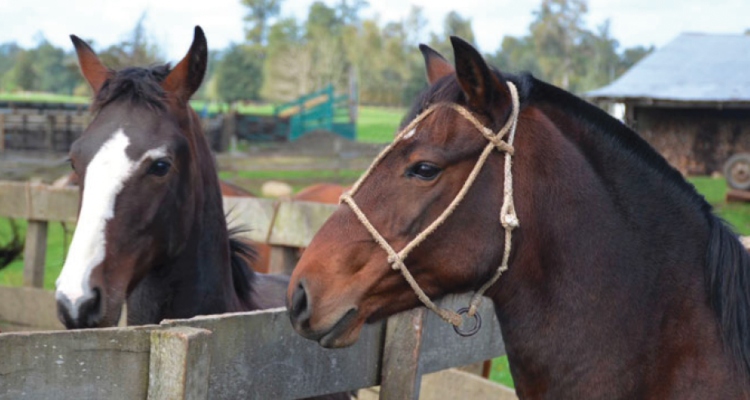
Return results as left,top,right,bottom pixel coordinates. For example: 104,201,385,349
56,288,103,329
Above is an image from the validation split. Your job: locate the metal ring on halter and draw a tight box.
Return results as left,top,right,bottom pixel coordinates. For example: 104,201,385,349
453,307,482,337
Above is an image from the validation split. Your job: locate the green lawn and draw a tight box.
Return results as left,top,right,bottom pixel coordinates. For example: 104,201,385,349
0,92,89,104
0,219,72,289
357,107,406,143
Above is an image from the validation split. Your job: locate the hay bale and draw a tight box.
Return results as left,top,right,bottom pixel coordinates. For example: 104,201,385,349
261,181,293,198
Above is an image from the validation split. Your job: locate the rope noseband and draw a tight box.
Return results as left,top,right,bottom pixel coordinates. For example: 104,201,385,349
340,82,521,330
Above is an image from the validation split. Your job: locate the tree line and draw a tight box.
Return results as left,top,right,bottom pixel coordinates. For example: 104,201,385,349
0,0,655,107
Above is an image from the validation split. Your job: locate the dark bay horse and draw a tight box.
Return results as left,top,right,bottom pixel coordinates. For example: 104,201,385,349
288,37,750,398
54,27,291,329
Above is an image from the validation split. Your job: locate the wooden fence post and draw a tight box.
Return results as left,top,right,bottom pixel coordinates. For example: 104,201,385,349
148,326,213,400
379,307,427,400
268,246,299,275
0,113,5,152
219,112,235,153
45,113,55,151
23,220,48,288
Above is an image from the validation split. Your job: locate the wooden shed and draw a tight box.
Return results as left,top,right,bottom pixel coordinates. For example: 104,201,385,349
587,33,750,175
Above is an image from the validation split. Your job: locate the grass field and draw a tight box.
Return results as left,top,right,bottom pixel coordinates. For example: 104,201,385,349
356,107,406,143
0,92,89,104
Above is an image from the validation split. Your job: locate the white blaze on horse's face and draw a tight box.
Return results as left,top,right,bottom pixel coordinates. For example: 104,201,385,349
55,129,167,316
402,128,417,140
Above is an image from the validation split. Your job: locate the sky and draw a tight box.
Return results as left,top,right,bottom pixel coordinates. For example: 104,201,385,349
0,0,748,62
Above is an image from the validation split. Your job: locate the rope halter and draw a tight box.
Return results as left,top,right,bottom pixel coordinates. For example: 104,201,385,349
339,82,521,330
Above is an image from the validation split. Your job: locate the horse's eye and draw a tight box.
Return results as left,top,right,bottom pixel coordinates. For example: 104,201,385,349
147,160,171,177
407,162,442,181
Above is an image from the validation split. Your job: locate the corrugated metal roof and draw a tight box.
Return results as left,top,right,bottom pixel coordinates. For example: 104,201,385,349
586,33,750,102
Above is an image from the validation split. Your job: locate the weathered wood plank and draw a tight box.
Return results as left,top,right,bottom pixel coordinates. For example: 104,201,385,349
419,294,505,374
0,182,78,222
268,245,299,275
0,286,61,330
268,200,337,247
379,307,426,400
148,326,213,400
222,196,276,243
0,183,340,247
0,327,153,399
23,220,48,288
161,308,385,399
0,290,506,399
358,369,518,400
223,196,337,248
420,369,518,400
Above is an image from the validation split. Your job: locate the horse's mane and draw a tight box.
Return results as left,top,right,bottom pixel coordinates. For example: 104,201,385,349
227,226,259,309
92,64,171,112
532,78,750,377
408,67,750,378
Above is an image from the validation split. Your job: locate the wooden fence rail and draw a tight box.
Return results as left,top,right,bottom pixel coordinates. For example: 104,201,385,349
0,181,510,399
0,294,505,399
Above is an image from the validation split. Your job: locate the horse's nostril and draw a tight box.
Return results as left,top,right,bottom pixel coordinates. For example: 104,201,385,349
57,288,103,329
290,281,311,326
80,288,103,328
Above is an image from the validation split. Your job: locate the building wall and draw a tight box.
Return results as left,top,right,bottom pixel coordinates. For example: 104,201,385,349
629,106,750,175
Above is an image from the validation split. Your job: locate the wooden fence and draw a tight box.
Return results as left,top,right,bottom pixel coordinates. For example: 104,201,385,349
0,110,230,154
0,108,90,152
0,181,511,399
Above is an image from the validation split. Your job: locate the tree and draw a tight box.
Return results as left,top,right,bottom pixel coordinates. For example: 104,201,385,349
261,17,310,100
214,44,263,102
33,39,80,94
4,50,36,91
98,12,164,69
0,42,22,91
486,0,654,94
241,0,282,46
529,0,588,89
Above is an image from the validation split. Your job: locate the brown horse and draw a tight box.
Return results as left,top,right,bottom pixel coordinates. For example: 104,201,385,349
55,29,351,400
289,37,750,398
54,27,291,330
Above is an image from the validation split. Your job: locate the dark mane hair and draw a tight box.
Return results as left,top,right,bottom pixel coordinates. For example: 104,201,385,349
227,227,259,309
407,66,750,378
92,64,171,112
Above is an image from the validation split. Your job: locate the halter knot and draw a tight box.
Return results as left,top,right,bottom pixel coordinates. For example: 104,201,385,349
387,254,402,270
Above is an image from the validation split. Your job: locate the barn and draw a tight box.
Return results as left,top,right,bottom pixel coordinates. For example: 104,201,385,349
587,33,750,176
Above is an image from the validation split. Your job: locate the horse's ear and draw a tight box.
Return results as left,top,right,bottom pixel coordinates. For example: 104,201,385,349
70,35,111,95
450,36,509,111
419,44,454,84
162,26,208,103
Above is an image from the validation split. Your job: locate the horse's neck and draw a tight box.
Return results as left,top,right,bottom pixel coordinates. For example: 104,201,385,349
491,105,743,398
127,126,244,325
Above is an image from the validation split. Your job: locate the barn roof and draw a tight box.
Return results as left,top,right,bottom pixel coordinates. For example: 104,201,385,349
587,33,750,104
